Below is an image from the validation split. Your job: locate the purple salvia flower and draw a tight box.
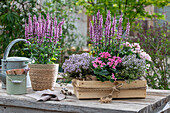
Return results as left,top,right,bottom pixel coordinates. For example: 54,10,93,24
33,15,37,36
107,11,111,44
93,16,97,45
49,18,53,39
89,21,94,42
97,10,100,27
105,10,111,45
117,13,123,39
96,10,100,45
38,13,41,23
99,15,103,41
36,22,40,43
125,19,130,39
38,13,42,36
25,21,28,39
111,14,117,37
58,19,64,38
42,17,45,37
45,13,50,35
28,15,32,35
54,17,58,40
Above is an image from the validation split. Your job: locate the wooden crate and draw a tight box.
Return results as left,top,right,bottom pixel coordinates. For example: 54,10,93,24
72,79,147,99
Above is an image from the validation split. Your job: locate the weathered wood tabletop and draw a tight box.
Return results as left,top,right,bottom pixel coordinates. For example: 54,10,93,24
0,84,169,113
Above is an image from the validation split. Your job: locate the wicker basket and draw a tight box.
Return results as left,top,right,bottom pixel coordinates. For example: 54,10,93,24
28,64,59,91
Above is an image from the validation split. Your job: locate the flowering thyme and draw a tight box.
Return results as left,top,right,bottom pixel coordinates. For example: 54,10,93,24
62,53,95,78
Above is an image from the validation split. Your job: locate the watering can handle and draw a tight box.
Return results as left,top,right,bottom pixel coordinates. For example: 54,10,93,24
3,39,30,60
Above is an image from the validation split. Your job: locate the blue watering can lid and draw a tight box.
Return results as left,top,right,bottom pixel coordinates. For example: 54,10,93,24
2,57,30,62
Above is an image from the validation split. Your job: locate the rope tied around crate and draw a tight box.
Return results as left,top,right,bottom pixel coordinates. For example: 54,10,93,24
99,83,123,103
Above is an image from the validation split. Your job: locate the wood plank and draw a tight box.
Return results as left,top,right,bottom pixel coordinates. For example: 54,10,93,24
74,79,146,89
73,79,146,99
0,83,168,113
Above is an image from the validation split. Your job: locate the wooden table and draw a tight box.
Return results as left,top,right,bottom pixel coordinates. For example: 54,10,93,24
0,84,169,113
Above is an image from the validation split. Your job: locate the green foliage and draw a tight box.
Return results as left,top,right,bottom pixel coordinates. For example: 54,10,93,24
26,37,61,64
43,0,82,65
0,0,40,59
130,20,170,90
76,0,168,29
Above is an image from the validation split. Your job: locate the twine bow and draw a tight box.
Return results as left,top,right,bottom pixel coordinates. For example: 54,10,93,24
99,83,123,103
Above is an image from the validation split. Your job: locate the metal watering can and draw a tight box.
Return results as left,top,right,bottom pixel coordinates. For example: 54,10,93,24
0,39,31,89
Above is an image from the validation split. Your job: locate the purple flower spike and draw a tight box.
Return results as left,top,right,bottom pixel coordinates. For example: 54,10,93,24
25,13,64,48
93,16,97,45
25,21,28,39
38,13,41,23
97,10,100,27
45,13,50,34
58,18,64,39
99,15,103,39
42,17,45,37
54,17,58,39
28,15,32,33
36,22,40,43
111,14,117,37
117,13,123,39
38,13,42,35
89,21,94,42
50,18,53,38
33,15,37,36
125,19,130,39
105,10,111,45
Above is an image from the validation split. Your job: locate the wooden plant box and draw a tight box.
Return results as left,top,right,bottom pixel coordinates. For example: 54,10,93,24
72,79,147,99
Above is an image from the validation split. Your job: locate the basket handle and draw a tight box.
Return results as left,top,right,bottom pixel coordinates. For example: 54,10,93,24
3,39,30,60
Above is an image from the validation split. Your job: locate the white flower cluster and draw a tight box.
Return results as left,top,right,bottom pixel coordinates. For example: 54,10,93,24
122,42,152,62
120,54,146,79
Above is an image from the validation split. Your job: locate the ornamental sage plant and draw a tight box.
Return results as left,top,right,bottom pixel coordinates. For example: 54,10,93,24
89,10,130,54
25,13,64,64
62,53,95,79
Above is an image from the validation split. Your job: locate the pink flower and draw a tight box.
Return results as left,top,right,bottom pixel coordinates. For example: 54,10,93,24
107,61,113,67
133,43,140,49
124,42,132,48
139,52,152,62
117,59,122,63
99,52,111,58
92,57,106,68
97,57,101,60
108,58,114,62
112,66,116,69
98,60,102,64
100,62,106,67
93,63,98,68
112,73,117,81
112,56,117,60
114,61,118,66
108,56,122,68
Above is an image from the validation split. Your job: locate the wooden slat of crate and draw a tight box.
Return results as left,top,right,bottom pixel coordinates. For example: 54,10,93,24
73,79,146,99
74,80,146,88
